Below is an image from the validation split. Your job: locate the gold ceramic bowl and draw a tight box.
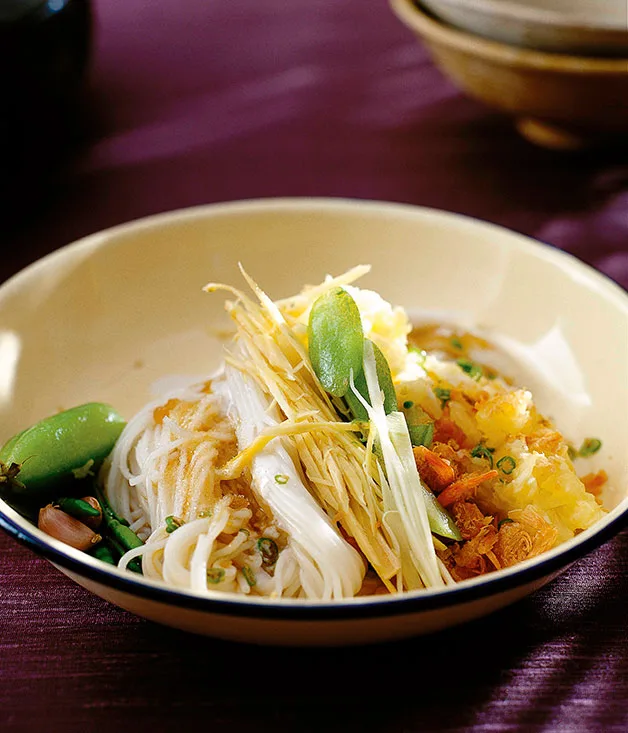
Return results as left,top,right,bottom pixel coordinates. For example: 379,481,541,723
0,199,627,646
390,0,628,149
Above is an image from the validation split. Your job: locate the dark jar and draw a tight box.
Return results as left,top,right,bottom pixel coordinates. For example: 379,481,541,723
0,0,93,226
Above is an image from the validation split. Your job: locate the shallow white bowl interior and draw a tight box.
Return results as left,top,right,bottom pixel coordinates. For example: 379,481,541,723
0,198,626,645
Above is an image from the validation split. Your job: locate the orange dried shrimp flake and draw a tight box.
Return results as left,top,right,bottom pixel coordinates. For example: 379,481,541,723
494,506,557,567
526,428,565,456
581,470,608,497
433,416,472,450
451,501,493,540
494,522,533,568
437,470,499,508
449,524,499,579
413,445,456,492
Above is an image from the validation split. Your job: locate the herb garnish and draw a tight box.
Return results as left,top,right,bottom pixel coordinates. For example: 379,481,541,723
471,444,495,468
456,358,483,380
165,515,183,533
496,456,516,475
241,566,257,587
257,537,279,566
434,387,451,408
206,568,225,584
578,438,602,457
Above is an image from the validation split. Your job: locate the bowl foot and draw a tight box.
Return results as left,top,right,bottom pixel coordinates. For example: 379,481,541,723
515,118,593,151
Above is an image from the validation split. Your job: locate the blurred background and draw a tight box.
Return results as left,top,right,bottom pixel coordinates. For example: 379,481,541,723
1,0,627,291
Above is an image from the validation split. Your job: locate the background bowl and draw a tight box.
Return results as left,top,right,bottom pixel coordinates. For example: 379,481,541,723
391,0,628,150
420,0,628,56
0,198,627,646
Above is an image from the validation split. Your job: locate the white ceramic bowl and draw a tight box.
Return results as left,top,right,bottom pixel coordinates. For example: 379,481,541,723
420,0,628,56
0,198,627,646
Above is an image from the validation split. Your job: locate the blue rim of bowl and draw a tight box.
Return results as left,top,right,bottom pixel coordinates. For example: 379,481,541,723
0,196,627,621
2,505,628,620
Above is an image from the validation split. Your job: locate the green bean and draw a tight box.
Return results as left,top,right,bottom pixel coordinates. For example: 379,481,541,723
344,340,397,420
90,544,117,565
109,522,144,552
0,403,126,496
93,484,129,527
56,496,101,520
102,534,142,574
308,286,364,397
93,484,143,573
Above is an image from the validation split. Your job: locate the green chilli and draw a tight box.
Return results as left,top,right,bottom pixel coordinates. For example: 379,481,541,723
421,487,463,541
308,287,364,398
0,403,126,496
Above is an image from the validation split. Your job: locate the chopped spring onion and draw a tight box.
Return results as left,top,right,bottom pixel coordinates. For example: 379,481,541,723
579,438,602,457
434,387,451,408
207,567,225,584
456,358,482,380
257,537,279,566
241,566,257,587
274,474,289,484
496,456,516,475
498,517,514,529
165,515,183,533
471,444,495,468
450,337,463,350
403,400,414,409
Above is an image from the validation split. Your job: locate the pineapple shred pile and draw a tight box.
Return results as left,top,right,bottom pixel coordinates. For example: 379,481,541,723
404,325,607,583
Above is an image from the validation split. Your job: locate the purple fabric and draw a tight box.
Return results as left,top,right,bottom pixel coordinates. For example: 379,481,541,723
1,1,628,730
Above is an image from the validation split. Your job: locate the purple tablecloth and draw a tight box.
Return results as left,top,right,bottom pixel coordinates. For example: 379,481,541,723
2,1,628,730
